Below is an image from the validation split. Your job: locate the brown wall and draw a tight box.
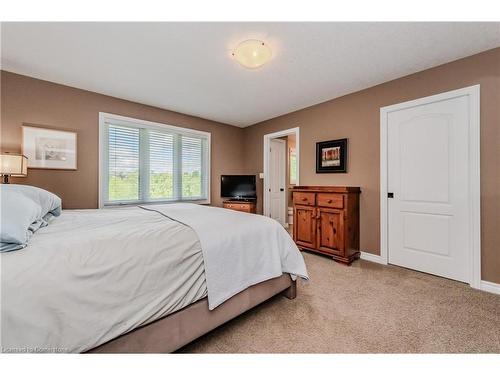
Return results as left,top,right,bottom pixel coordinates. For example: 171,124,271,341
243,48,500,283
1,71,245,209
2,48,499,283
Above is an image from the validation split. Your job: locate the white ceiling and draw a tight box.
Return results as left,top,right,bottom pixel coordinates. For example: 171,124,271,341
2,22,500,127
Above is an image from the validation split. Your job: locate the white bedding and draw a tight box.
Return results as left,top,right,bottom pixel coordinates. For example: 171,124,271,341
1,206,206,353
0,203,307,353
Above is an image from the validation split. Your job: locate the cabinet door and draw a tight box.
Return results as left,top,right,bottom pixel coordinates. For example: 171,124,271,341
294,205,316,249
317,208,344,255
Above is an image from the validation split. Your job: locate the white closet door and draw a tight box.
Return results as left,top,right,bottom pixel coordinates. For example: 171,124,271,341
387,95,470,282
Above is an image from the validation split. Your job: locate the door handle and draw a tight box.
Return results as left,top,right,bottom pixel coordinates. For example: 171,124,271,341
280,188,284,191
388,192,394,198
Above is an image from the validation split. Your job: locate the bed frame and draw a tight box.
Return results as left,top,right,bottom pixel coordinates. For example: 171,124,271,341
88,274,296,353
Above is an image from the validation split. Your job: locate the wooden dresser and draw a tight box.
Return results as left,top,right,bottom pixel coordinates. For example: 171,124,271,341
222,200,256,214
292,186,361,265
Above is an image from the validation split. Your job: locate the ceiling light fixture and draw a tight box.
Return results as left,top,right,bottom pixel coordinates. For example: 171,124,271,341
232,39,272,69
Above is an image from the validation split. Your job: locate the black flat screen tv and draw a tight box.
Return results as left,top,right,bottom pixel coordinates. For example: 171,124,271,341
221,175,256,200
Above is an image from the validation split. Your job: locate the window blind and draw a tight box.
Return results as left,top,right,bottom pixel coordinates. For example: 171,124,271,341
108,125,140,202
149,131,174,200
180,136,205,199
102,116,210,206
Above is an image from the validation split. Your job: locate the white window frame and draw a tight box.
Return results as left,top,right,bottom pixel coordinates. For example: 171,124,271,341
98,112,211,208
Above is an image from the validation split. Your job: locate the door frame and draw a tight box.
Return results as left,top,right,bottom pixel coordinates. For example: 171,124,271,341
263,127,300,220
380,85,481,288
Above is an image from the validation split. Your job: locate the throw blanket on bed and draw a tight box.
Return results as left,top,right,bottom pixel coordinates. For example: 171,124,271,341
140,204,309,309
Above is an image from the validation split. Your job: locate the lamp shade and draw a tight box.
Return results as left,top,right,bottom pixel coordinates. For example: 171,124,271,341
0,153,28,177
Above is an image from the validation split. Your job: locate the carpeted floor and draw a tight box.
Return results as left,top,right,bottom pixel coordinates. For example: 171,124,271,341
180,251,500,353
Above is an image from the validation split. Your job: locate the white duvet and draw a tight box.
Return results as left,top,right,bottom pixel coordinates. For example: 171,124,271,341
1,203,307,353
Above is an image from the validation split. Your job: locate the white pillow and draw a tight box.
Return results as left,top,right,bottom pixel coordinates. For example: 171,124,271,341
0,185,62,252
2,184,61,217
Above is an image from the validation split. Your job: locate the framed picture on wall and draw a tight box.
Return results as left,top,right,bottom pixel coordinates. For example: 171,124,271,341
22,125,77,170
316,138,348,173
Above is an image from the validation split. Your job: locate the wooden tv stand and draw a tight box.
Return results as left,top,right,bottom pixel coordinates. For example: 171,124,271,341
222,200,257,214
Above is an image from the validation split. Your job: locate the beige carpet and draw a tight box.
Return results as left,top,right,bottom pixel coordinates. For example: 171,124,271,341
180,251,500,353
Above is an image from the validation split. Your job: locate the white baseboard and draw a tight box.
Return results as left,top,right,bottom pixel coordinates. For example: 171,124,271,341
359,252,500,295
360,251,387,265
479,280,500,295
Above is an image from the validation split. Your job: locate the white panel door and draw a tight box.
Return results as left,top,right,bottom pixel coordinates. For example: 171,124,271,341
387,95,470,282
269,139,286,226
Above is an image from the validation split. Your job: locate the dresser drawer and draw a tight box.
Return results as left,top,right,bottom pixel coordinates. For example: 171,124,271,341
293,192,315,206
225,203,249,210
317,193,343,209
223,202,255,213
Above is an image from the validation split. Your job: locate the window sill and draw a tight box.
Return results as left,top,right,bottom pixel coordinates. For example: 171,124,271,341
101,199,211,208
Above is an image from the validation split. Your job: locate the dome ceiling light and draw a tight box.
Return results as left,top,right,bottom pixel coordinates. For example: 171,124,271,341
232,39,272,69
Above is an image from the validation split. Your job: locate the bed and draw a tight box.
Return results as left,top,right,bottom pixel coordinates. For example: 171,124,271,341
1,185,308,353
89,274,296,353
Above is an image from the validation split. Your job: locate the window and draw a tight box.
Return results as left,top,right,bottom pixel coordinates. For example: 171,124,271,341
100,113,210,206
